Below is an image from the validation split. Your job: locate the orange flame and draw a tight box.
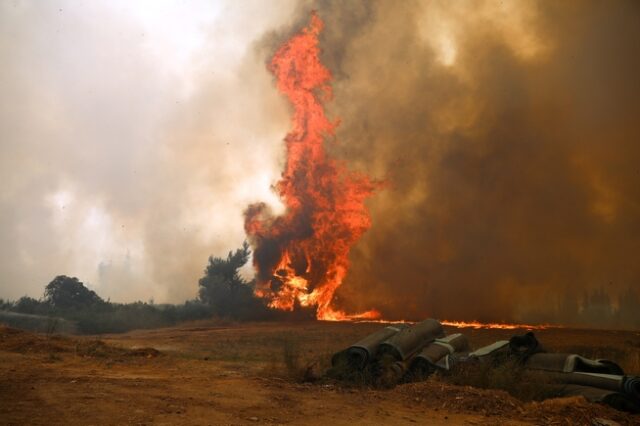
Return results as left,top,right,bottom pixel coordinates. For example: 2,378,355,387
441,320,554,330
244,12,379,320
324,318,555,330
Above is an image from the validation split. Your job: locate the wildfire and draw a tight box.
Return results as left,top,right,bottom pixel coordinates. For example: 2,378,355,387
441,320,553,330
244,12,379,320
334,318,554,330
242,13,558,327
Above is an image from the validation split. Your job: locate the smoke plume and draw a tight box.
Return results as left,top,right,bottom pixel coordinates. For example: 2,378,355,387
285,0,640,323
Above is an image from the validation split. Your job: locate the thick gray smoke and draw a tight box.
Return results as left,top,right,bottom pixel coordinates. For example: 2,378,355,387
0,1,294,302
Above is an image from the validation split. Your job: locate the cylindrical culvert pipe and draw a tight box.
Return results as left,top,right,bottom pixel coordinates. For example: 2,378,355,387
623,375,640,400
525,353,624,375
409,333,469,376
378,319,444,361
331,323,410,369
544,372,627,394
554,384,640,414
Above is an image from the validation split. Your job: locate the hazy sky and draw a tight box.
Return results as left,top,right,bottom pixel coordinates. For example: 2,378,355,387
1,0,296,302
2,1,639,324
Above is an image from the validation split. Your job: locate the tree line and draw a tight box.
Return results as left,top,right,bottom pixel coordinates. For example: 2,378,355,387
2,242,637,332
0,242,279,334
552,286,640,329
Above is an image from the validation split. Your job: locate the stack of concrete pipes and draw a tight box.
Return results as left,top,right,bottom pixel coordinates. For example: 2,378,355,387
331,319,469,382
331,321,639,413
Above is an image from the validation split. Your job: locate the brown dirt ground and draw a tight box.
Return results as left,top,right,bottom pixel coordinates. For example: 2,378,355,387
1,321,639,425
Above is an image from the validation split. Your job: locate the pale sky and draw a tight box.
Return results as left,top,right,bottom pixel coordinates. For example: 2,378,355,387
1,0,295,302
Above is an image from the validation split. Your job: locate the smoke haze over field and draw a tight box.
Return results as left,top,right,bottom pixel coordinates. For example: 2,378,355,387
1,0,295,302
2,1,639,323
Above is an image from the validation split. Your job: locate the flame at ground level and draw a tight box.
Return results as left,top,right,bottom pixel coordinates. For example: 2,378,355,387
320,308,382,322
322,317,556,330
440,320,555,330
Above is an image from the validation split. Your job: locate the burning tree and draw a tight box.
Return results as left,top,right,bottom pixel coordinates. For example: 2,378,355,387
244,12,379,321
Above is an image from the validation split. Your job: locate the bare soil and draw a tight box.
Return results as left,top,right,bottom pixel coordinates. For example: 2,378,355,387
1,321,639,425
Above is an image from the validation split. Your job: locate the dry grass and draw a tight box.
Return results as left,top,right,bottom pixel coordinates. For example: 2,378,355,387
439,360,559,402
324,352,379,387
95,321,640,386
277,339,316,381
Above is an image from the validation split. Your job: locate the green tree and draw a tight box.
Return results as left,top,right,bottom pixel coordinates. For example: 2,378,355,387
14,296,45,314
198,242,262,318
44,275,104,310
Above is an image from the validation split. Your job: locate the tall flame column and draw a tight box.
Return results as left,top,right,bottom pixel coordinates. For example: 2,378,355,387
244,12,379,321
